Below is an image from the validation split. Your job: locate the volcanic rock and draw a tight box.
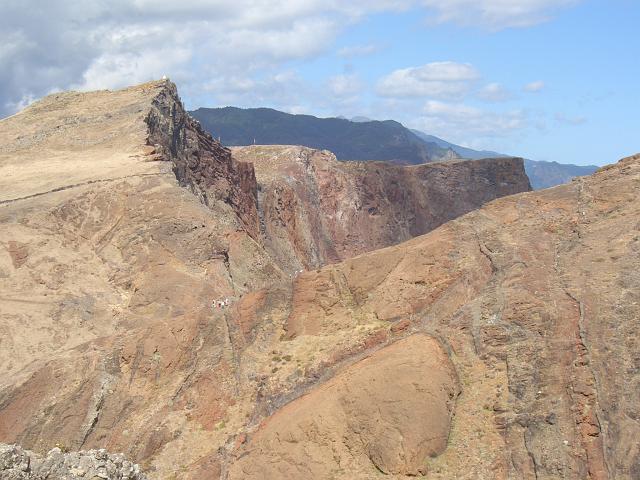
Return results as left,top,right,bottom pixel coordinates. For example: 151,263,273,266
1,80,639,480
227,335,460,479
0,443,146,479
232,145,531,270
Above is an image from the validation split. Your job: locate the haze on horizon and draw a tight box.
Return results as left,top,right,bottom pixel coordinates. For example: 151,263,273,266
1,0,638,166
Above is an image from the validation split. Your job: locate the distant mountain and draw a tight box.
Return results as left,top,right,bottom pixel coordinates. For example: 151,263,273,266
410,129,598,189
410,129,506,160
190,106,598,189
522,159,599,189
189,107,456,164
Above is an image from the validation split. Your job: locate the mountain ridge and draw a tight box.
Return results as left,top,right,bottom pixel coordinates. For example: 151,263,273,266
189,106,458,164
410,129,599,189
1,80,638,479
190,106,598,189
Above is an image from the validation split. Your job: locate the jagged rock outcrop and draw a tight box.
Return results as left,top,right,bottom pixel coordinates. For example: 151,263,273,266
232,145,531,270
0,443,146,479
146,85,259,239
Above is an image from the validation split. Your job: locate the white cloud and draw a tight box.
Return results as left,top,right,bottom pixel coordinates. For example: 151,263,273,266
376,62,479,99
0,0,409,116
327,74,363,97
477,82,512,102
337,44,379,58
413,100,528,143
78,47,192,92
524,80,546,92
0,0,581,116
420,0,581,29
200,70,310,112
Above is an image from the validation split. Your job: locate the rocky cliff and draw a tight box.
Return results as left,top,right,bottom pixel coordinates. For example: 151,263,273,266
0,80,285,459
224,154,640,479
1,81,638,480
146,85,259,239
232,145,531,271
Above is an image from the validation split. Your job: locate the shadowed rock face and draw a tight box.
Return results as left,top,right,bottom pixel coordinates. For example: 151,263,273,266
232,145,531,271
146,85,259,239
1,80,639,480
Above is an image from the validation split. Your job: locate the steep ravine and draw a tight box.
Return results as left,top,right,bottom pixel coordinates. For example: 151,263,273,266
232,145,532,272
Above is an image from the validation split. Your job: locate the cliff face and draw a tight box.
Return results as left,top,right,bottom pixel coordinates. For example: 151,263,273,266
232,145,531,271
0,81,284,426
146,85,259,239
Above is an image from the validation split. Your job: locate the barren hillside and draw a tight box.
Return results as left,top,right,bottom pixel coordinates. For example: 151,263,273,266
1,81,638,480
0,80,284,383
233,145,530,270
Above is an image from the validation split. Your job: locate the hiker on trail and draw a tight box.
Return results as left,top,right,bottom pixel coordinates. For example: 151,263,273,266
212,297,233,312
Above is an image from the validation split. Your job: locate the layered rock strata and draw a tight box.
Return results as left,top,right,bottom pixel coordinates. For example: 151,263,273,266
232,145,531,270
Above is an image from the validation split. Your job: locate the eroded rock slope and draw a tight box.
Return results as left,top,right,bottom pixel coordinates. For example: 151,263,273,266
1,80,638,480
225,153,640,479
233,145,531,270
0,81,281,382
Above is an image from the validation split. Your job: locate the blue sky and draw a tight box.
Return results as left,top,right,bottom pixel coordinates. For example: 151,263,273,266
293,0,640,164
2,0,638,165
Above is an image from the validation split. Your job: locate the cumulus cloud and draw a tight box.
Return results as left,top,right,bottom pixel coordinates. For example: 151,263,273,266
199,70,311,113
524,80,546,92
0,0,408,116
420,0,581,29
477,82,512,102
414,100,528,143
327,74,363,97
376,62,479,99
0,0,580,116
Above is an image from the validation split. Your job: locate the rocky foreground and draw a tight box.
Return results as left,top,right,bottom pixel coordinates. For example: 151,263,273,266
0,443,145,479
0,81,638,479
